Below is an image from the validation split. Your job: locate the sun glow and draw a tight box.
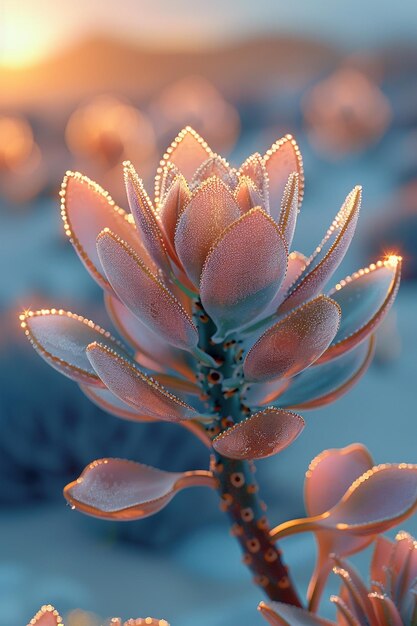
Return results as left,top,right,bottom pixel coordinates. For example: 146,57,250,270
1,14,53,68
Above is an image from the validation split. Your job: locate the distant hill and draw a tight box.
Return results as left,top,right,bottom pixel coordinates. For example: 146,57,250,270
1,35,339,110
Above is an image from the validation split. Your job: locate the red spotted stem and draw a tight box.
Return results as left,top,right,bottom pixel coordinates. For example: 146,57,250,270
195,301,302,606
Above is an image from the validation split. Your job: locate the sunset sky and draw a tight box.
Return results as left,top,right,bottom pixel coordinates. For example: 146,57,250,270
1,0,417,69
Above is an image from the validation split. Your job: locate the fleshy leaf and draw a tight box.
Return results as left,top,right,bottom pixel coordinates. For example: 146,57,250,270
271,463,417,539
97,229,198,352
368,593,404,626
258,601,334,626
200,208,288,339
104,294,195,380
157,126,214,187
80,384,157,423
60,171,154,290
278,173,299,249
239,152,269,203
234,176,265,213
244,296,341,383
277,337,375,410
157,160,181,204
124,161,171,273
282,252,308,292
305,444,374,518
279,186,361,314
64,458,216,520
28,605,64,625
319,256,402,363
191,155,238,189
261,251,307,319
263,135,304,221
20,309,127,386
174,176,241,285
213,408,304,460
332,558,378,624
158,174,191,248
370,535,394,587
272,459,417,612
86,342,198,421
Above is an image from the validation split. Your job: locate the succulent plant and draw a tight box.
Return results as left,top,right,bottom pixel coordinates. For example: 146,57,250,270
21,127,404,608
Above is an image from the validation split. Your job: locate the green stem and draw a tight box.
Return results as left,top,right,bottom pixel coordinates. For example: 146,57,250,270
194,301,302,606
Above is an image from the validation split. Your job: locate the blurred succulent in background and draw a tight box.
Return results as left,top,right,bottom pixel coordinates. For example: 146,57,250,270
66,95,157,205
28,604,168,626
303,67,391,157
0,114,45,203
21,127,403,606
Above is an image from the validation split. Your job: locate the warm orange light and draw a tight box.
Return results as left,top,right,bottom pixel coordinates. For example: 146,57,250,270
385,254,402,268
0,116,33,169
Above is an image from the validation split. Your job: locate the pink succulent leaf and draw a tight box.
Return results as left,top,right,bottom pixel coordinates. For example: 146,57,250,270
174,175,241,286
96,229,198,352
278,186,361,314
190,154,238,189
278,172,300,249
276,336,375,410
271,463,417,542
370,535,395,588
234,175,265,213
263,134,304,222
368,593,404,626
157,160,181,205
258,601,335,626
200,207,288,340
239,152,269,204
282,251,308,292
305,444,374,519
326,464,417,534
330,594,363,626
260,251,308,319
64,458,216,521
124,161,172,274
301,443,375,613
243,295,341,383
60,172,155,292
212,408,304,460
86,342,198,422
157,174,191,250
157,126,214,184
391,531,417,606
104,293,196,380
79,383,158,423
332,559,379,625
319,256,402,363
20,309,129,386
28,605,64,625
